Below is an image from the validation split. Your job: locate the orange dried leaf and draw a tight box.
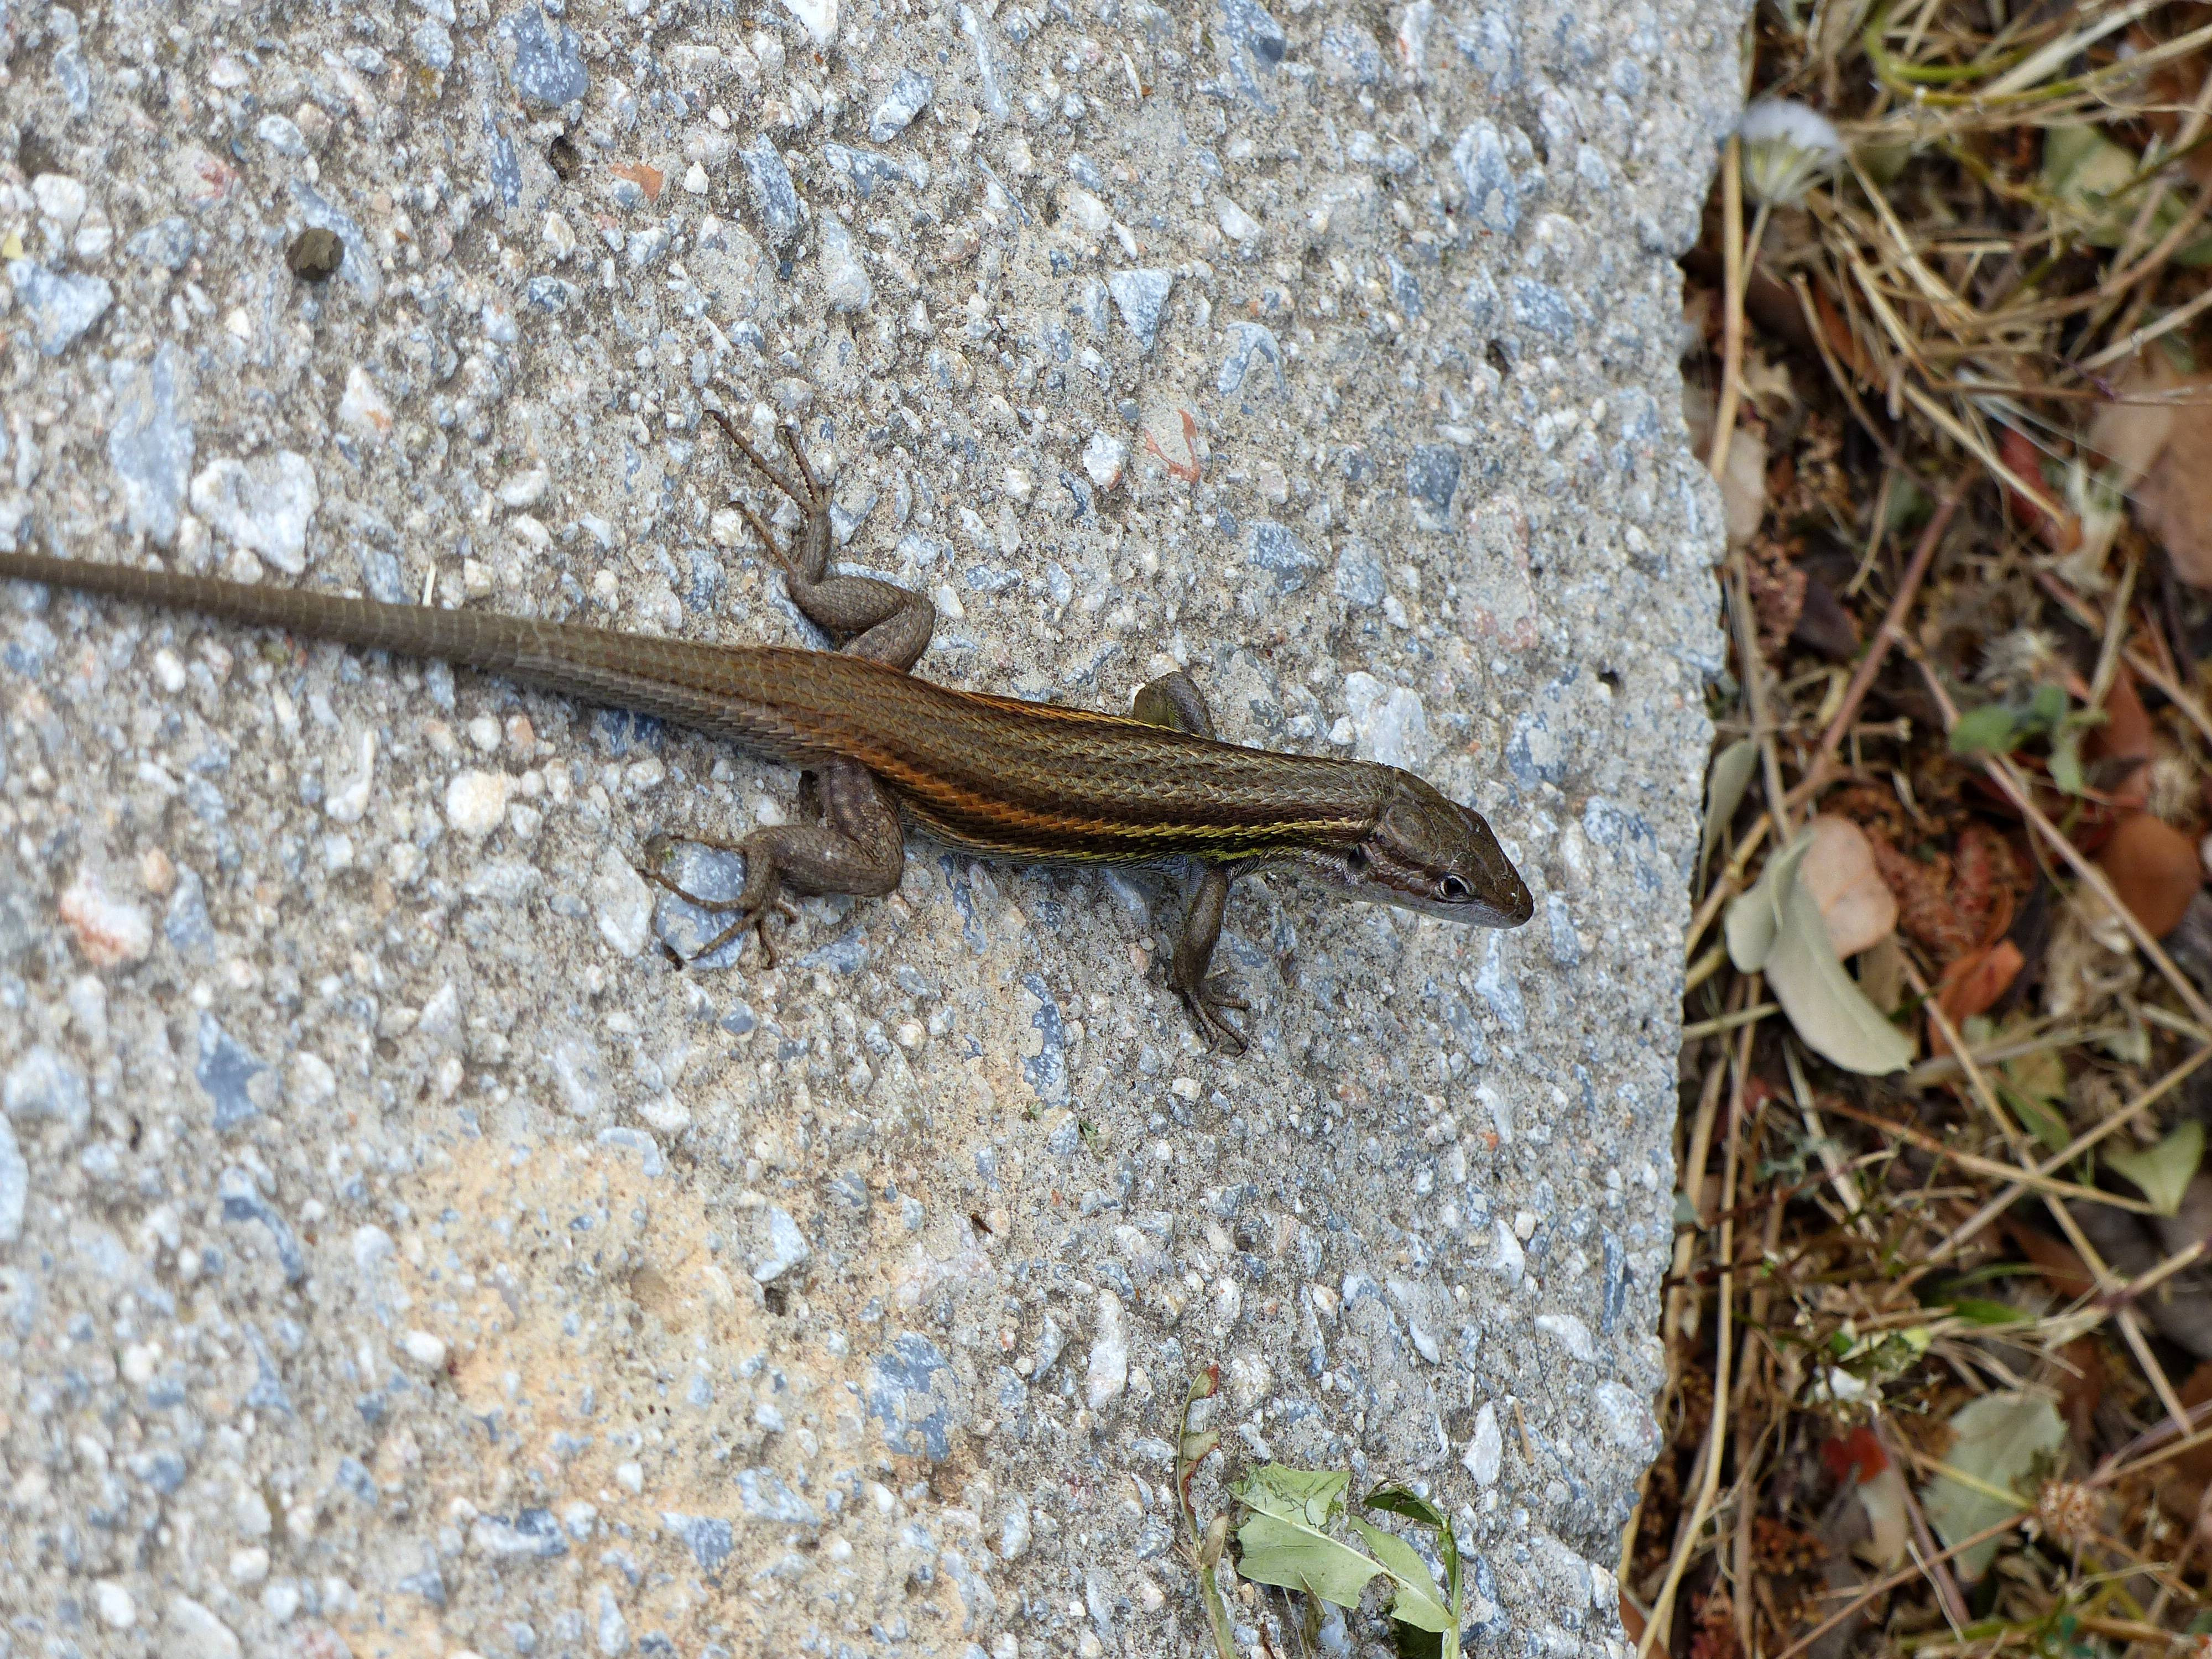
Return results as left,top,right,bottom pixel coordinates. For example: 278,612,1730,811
1931,940,2024,1054
2098,811,2203,938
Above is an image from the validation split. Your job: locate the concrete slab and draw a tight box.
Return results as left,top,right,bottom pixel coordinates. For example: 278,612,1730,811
0,0,1736,1652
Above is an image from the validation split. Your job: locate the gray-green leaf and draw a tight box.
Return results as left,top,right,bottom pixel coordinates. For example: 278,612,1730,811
1728,832,1912,1074
1702,738,1760,873
1232,1466,1382,1609
1348,1519,1454,1634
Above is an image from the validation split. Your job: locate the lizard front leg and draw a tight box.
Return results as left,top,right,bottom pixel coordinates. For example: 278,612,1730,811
1129,669,1252,1052
709,411,936,671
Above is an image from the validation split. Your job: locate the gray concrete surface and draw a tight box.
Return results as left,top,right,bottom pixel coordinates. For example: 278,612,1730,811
0,1,1736,1654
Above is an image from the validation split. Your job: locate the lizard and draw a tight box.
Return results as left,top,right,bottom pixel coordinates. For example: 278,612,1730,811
0,415,1533,1050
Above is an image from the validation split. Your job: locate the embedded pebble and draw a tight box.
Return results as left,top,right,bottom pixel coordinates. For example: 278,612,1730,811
509,4,587,107
590,848,654,956
817,216,872,312
1341,671,1430,770
400,1330,450,1370
444,770,511,837
752,1206,810,1282
5,1046,91,1140
8,261,113,356
93,1581,137,1630
0,1118,25,1245
780,0,837,44
58,866,153,966
1079,431,1126,489
164,1597,242,1659
869,70,935,142
107,343,195,545
31,173,88,227
741,135,804,244
1107,268,1172,351
1462,1403,1503,1486
337,366,394,441
1215,195,1262,243
187,452,319,573
1084,1291,1128,1408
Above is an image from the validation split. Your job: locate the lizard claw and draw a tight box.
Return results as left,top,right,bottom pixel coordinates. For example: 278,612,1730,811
1172,973,1251,1055
635,837,796,968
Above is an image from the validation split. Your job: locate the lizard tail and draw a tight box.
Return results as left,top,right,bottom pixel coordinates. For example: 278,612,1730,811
0,550,836,764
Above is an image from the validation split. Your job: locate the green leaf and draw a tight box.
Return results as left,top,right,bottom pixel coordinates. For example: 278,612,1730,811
1949,700,2029,756
1921,1392,2067,1579
1725,832,1913,1073
1231,1466,1383,1609
2043,126,2212,266
1365,1485,1462,1658
1996,1082,2070,1157
1701,738,1759,873
1349,1519,1454,1634
2105,1120,2204,1217
1724,832,1809,974
1364,1485,1459,1604
1944,1296,2030,1328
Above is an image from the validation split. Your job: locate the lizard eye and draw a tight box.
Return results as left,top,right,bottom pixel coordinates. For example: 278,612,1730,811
1439,874,1473,903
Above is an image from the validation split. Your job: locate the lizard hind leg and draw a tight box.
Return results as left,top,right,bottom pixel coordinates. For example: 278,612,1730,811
638,761,907,969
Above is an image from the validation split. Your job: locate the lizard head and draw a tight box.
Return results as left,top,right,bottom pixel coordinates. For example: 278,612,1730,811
1323,770,1533,927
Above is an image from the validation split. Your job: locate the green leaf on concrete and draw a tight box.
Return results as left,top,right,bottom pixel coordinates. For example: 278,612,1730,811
1232,1466,1381,1609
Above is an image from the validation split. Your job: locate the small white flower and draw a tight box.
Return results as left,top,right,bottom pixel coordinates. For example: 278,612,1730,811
1739,98,1846,207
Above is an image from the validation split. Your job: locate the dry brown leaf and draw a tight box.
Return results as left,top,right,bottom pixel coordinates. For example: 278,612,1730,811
1930,940,2025,1055
2133,377,2212,588
2083,665,2154,811
1799,815,1900,957
2085,357,2185,489
1720,421,1768,549
2098,811,2204,938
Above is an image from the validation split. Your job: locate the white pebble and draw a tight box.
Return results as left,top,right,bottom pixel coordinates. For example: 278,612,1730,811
1462,1401,1503,1485
444,770,510,838
58,867,153,967
93,1581,136,1630
590,848,654,957
400,1329,450,1370
31,173,88,228
1080,431,1126,490
1084,1290,1128,1408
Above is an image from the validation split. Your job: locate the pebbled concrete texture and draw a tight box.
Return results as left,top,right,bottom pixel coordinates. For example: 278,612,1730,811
0,1,1735,1656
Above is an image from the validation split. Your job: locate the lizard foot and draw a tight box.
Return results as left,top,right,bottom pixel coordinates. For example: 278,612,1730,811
635,835,799,967
1171,973,1250,1055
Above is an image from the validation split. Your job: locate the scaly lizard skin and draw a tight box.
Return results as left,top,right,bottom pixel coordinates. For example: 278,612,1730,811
0,417,1532,1048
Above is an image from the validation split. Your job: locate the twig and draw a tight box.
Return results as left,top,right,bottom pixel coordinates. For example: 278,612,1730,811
1873,1417,1972,1632
1637,1018,1750,1658
1773,1515,2023,1658
1817,1096,2159,1213
1911,1042,2212,1274
1708,140,1754,482
1788,486,1965,808
2032,568,2212,750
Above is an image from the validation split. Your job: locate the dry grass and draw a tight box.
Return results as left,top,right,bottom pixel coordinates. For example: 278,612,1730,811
1637,3,2212,1653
